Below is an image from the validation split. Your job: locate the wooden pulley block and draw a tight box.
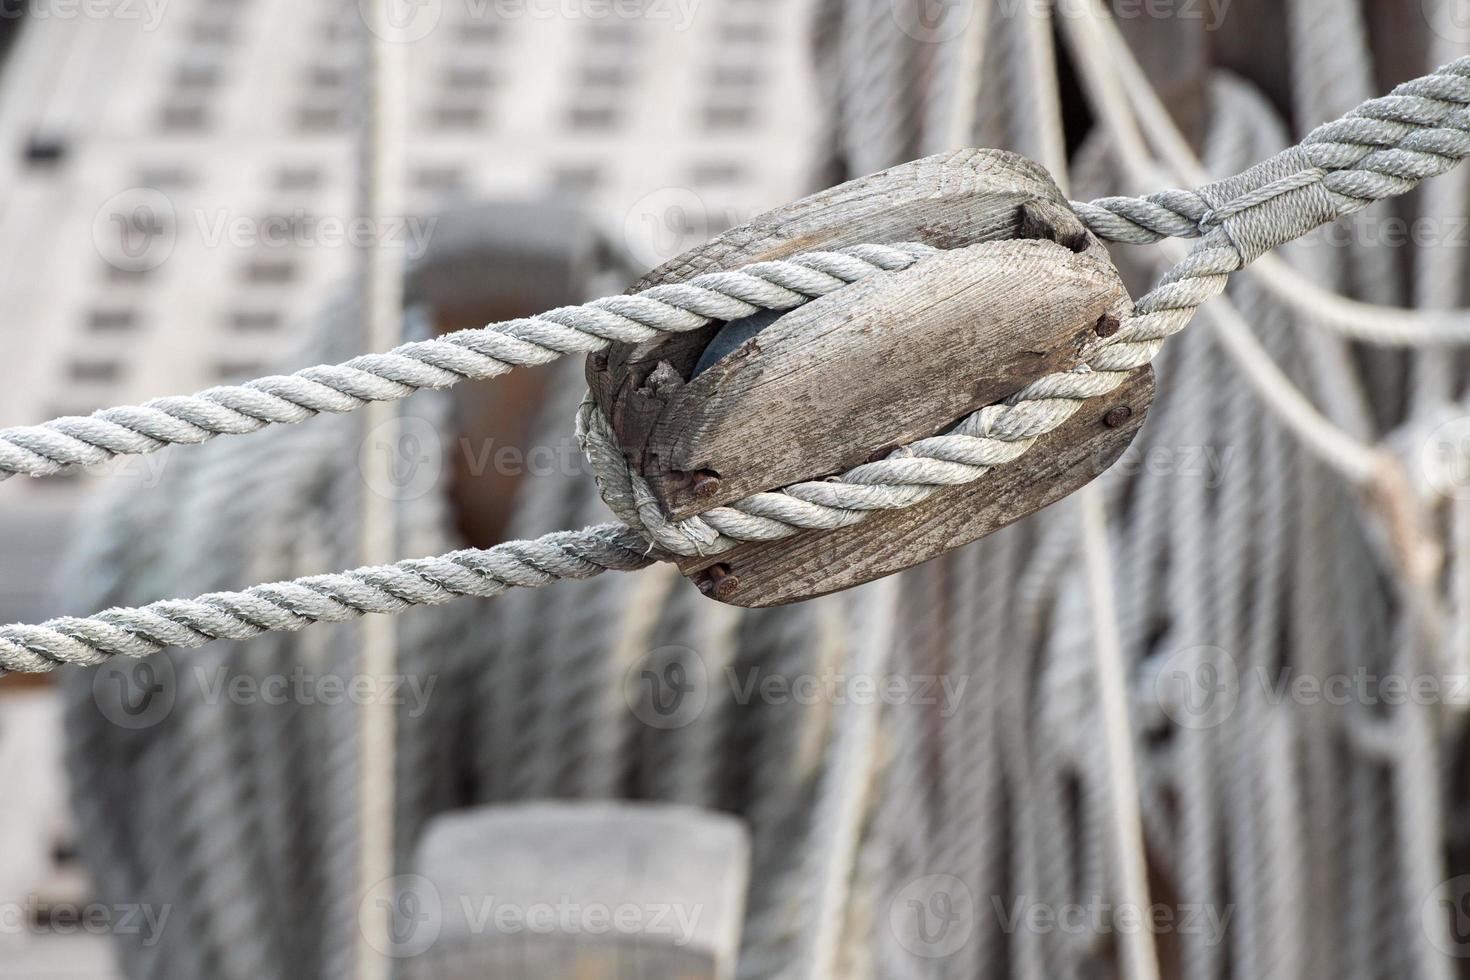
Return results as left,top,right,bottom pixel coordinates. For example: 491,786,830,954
586,149,1155,607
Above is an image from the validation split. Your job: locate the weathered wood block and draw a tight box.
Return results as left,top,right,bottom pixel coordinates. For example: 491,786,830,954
587,149,1153,607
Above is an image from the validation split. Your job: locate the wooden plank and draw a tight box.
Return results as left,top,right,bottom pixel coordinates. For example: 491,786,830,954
405,801,751,980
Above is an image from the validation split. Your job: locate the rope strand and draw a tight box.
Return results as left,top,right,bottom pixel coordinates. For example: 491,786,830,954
9,57,1470,671
0,244,933,480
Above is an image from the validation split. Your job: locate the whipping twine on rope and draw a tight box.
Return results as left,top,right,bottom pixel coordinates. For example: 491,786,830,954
7,56,1470,674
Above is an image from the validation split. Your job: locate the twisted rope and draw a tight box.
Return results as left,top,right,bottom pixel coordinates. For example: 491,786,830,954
583,56,1470,556
577,231,1238,556
0,244,934,481
1073,58,1470,244
9,61,1470,486
0,525,654,673
9,57,1470,672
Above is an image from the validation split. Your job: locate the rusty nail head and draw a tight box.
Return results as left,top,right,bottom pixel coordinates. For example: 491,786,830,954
1103,405,1133,428
1095,313,1121,338
701,563,740,599
690,469,722,499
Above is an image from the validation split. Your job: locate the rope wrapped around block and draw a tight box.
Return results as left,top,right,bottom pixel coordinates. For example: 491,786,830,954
7,56,1470,670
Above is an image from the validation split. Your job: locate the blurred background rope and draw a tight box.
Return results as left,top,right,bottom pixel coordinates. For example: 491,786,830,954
47,2,1470,979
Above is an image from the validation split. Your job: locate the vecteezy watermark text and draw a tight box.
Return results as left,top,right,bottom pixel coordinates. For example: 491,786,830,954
359,418,592,502
364,0,702,44
623,645,972,730
194,209,438,259
1,0,169,30
890,0,1232,44
1153,644,1470,730
726,666,969,718
94,657,439,730
991,896,1233,945
359,875,705,959
0,898,171,948
193,666,439,718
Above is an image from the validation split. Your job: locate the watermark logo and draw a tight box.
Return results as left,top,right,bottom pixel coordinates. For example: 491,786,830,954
95,662,438,729
893,0,1233,42
475,0,700,28
1424,875,1470,957
991,896,1232,945
1081,0,1232,30
458,896,704,943
889,874,975,959
1422,416,1470,501
361,875,443,958
889,0,973,43
359,415,444,501
1257,666,1470,711
361,0,443,43
0,898,171,947
93,187,176,272
194,209,438,259
624,645,709,730
1423,0,1470,44
1103,444,1238,487
455,434,590,480
726,666,969,717
193,666,439,717
3,0,170,30
1153,645,1239,730
622,187,749,270
93,655,176,730
1299,213,1470,251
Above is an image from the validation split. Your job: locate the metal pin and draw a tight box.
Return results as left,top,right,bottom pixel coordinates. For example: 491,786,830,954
699,563,740,600
1103,406,1133,428
690,470,722,499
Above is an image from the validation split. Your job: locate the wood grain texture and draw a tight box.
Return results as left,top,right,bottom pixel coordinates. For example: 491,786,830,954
590,150,1096,508
680,369,1153,607
586,148,1093,496
585,148,1154,606
637,239,1127,520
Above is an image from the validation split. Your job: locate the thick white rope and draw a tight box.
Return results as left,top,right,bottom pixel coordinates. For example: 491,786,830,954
1055,2,1382,484
0,244,933,480
0,524,655,673
53,14,1470,978
11,58,1470,671
1067,0,1470,346
7,56,1470,487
